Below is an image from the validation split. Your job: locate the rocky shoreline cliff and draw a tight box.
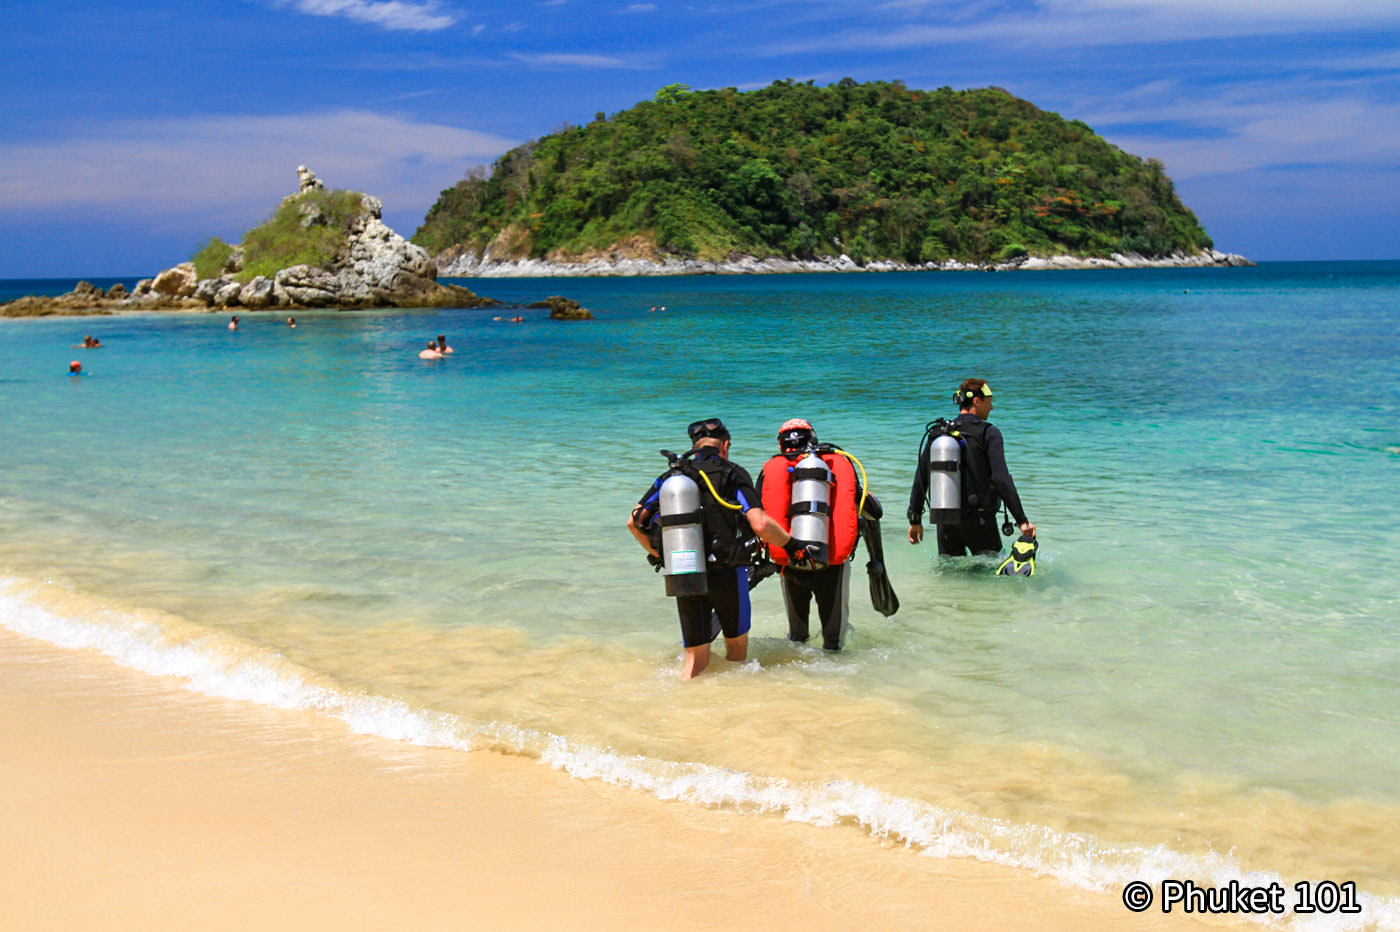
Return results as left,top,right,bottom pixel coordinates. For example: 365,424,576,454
437,247,1252,278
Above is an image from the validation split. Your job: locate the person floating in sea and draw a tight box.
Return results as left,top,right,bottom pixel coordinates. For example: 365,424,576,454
628,417,825,679
906,378,1035,556
418,341,443,360
436,334,453,353
228,315,239,331
79,335,102,348
287,317,296,328
756,418,887,651
68,360,83,376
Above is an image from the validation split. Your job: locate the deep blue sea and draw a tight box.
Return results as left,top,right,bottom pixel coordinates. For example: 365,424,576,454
3,262,1398,928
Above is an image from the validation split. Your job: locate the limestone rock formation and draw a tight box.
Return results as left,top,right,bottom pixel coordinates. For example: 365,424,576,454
0,168,501,315
297,164,325,194
151,263,198,296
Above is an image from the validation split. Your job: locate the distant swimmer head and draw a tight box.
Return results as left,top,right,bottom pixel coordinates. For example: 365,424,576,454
687,417,730,443
68,360,82,375
777,417,816,452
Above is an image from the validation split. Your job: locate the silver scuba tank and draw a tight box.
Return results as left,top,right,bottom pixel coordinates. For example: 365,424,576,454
928,432,962,525
659,472,708,596
790,452,833,547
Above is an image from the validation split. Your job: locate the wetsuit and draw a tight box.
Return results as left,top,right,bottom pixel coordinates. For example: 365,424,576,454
635,447,761,648
907,414,1028,556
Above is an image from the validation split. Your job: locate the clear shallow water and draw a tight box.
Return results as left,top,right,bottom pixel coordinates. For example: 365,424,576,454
3,263,1399,927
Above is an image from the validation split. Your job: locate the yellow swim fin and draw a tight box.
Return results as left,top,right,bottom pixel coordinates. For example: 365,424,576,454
996,534,1038,577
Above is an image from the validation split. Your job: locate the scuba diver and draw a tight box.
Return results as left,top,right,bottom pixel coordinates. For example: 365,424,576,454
907,379,1036,556
757,419,896,651
628,417,827,679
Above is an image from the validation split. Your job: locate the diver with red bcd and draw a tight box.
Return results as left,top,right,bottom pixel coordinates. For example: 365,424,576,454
757,418,897,652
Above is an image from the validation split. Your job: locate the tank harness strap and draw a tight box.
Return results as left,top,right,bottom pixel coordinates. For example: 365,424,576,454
790,467,832,481
788,500,831,519
660,510,703,527
929,460,958,471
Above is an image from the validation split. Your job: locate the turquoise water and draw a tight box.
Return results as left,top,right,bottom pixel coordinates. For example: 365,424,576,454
3,263,1398,927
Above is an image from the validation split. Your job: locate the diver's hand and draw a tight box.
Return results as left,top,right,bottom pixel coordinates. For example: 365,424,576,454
907,523,924,545
1019,522,1036,539
784,537,829,570
748,560,777,590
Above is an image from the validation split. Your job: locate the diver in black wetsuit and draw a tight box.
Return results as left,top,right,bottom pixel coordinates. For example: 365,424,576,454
627,417,824,679
906,378,1035,555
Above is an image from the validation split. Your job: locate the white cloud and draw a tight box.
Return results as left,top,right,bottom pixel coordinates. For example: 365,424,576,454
779,0,1400,52
0,111,517,231
1086,88,1400,180
509,52,629,67
284,0,460,32
626,3,658,11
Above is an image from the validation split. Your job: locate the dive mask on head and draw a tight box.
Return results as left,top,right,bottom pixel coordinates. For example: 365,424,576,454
778,429,815,452
954,382,994,405
688,417,730,441
777,417,815,452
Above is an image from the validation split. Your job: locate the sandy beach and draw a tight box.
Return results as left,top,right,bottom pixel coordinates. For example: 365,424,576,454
0,628,1222,932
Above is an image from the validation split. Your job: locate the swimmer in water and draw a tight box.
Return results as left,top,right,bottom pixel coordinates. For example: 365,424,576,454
436,334,453,354
287,317,296,328
68,360,83,376
229,315,240,330
418,341,443,360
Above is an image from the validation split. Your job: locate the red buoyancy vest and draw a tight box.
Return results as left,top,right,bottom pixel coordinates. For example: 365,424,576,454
759,450,861,567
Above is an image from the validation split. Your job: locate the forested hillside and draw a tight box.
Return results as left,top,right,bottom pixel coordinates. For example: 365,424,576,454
414,79,1213,265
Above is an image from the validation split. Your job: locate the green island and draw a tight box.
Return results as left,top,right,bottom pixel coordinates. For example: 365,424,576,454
414,79,1218,268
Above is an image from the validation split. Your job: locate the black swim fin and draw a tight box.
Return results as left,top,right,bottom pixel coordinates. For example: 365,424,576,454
996,534,1038,577
861,517,900,616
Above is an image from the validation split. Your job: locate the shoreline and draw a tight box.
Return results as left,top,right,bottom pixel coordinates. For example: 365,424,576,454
438,247,1253,278
0,627,1220,932
1,249,1253,316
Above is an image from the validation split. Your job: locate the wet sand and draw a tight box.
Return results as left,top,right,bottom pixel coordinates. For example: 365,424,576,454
0,629,1216,931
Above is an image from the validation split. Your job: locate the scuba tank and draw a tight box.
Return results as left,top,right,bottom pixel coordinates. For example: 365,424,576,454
658,469,708,597
925,420,962,525
789,451,833,549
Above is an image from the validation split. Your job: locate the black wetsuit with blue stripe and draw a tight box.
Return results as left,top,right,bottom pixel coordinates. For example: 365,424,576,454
636,446,761,648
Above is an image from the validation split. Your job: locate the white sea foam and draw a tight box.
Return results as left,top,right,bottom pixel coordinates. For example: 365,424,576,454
3,575,1395,931
0,576,481,754
541,739,1398,931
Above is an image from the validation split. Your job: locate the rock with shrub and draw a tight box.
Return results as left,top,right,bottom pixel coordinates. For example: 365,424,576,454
2,167,497,316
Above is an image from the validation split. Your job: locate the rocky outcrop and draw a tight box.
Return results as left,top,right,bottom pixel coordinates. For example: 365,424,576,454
296,164,325,194
2,168,500,317
151,262,199,296
439,247,1253,278
526,296,595,320
0,282,125,316
258,194,485,308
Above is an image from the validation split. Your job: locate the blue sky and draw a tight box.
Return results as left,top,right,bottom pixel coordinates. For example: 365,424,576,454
2,0,1396,276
